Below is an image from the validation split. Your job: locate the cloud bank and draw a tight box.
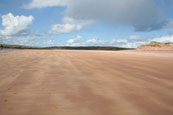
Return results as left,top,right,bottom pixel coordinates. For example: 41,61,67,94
66,35,173,48
0,13,34,36
24,0,173,32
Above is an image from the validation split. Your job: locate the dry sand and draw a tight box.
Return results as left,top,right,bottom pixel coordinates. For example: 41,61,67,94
0,50,173,115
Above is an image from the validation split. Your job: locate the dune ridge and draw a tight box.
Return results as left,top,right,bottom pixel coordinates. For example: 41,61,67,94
137,41,173,50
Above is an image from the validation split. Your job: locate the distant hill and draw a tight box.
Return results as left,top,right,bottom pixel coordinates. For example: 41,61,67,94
137,41,173,50
0,44,134,51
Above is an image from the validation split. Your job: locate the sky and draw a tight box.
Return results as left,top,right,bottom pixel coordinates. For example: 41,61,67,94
0,0,173,48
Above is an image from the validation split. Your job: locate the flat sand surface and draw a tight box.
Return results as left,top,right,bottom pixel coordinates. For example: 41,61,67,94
0,50,173,115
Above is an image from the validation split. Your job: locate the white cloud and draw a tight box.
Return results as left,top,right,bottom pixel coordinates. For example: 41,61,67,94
42,40,56,45
66,35,173,48
66,36,115,46
151,36,173,43
124,35,173,47
0,34,58,47
23,0,67,9
86,38,114,46
0,13,34,36
0,35,39,46
49,24,79,34
66,35,82,46
23,0,173,31
81,36,149,48
65,35,142,48
49,17,94,34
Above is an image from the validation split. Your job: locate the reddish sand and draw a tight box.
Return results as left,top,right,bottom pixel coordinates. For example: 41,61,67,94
0,50,173,115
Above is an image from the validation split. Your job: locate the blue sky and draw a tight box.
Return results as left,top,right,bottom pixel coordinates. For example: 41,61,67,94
0,0,173,47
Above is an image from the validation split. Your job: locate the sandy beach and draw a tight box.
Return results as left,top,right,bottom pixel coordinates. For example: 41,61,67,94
0,50,173,115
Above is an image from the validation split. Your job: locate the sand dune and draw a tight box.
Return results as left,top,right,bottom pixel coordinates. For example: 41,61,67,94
137,41,173,50
0,50,173,115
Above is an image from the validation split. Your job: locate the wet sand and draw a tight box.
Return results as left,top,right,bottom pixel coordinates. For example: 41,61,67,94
0,50,173,115
0,49,14,54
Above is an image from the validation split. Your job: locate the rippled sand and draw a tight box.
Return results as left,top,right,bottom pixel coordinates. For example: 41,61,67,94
0,50,173,115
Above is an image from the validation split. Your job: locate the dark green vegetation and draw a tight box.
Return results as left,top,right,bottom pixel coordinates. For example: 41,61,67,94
0,44,135,51
0,44,40,49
